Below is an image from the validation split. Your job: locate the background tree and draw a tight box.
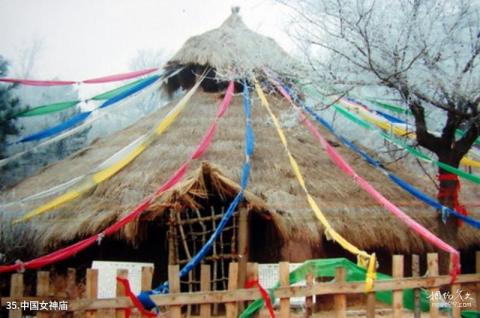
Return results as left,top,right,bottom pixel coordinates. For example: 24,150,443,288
0,56,24,158
280,0,480,232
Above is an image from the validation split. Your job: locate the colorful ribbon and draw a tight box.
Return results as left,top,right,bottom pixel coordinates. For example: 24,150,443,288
138,81,253,310
13,74,203,223
245,279,275,318
254,79,375,287
302,104,480,229
0,68,158,86
0,79,234,274
16,101,80,117
274,81,460,282
116,277,156,317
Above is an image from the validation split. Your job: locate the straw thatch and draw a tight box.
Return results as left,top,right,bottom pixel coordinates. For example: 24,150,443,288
163,7,303,94
1,8,479,268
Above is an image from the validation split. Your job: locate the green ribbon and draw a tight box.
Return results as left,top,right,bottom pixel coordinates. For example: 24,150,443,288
240,258,430,317
91,76,153,101
17,100,80,117
368,99,412,115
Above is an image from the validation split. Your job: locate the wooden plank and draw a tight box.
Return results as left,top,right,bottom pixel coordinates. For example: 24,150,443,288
427,253,440,318
412,254,420,318
305,272,314,318
477,251,480,311
334,267,347,318
451,283,461,318
85,269,98,318
366,292,376,318
279,261,290,318
226,262,239,318
200,265,211,318
66,273,480,310
9,273,24,318
67,268,78,299
116,269,128,318
141,266,153,291
37,271,50,318
392,255,404,318
168,265,182,318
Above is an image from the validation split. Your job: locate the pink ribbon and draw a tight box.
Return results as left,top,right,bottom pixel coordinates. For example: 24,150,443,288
0,79,76,86
275,80,461,282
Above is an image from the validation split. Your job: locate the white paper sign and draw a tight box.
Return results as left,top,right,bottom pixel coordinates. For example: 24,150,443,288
92,261,154,299
258,263,305,306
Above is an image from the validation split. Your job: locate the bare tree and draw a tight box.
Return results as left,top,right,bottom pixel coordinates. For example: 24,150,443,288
280,0,479,230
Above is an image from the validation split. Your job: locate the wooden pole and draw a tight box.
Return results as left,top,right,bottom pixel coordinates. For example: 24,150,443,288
237,207,249,289
141,266,153,291
412,254,420,318
168,265,182,318
200,265,212,318
9,273,24,318
476,251,480,311
279,261,290,318
427,253,440,318
392,255,404,318
366,292,376,318
334,267,347,318
37,271,50,318
85,269,98,318
226,262,239,318
115,269,128,318
305,272,314,318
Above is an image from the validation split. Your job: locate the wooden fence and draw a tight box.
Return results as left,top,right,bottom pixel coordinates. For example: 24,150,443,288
1,252,479,318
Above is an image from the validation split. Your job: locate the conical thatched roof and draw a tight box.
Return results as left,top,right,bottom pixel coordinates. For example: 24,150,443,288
165,7,302,80
0,9,479,267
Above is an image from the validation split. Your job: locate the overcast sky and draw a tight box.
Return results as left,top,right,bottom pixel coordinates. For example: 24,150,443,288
0,0,293,80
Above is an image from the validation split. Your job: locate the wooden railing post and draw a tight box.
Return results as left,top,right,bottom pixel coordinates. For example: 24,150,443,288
427,253,440,318
141,266,153,291
85,269,98,318
226,262,239,318
366,291,376,318
450,253,461,318
305,272,314,318
412,254,420,318
67,268,77,299
476,251,480,311
334,267,347,318
392,255,404,318
200,264,211,318
116,269,128,318
168,265,181,318
279,261,290,318
36,271,50,318
9,273,24,318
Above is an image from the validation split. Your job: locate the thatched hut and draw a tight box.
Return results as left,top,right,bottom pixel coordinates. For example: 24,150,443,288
1,7,479,296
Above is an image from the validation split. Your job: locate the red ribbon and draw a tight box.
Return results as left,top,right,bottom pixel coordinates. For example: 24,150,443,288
437,173,469,227
116,277,156,317
245,279,276,318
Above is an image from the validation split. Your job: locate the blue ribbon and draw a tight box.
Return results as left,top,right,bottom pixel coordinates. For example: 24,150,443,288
287,86,480,229
138,81,256,310
99,75,160,109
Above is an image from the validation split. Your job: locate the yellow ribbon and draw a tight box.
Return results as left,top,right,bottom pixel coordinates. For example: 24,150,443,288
14,74,205,224
340,99,480,168
255,79,375,290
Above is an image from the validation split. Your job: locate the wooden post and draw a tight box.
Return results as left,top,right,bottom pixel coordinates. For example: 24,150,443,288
116,269,128,318
334,267,347,318
476,251,480,311
451,283,461,318
305,272,314,318
141,266,153,291
9,273,24,318
366,292,376,318
200,265,211,318
226,262,239,318
392,255,404,318
412,254,420,318
237,207,249,289
85,269,98,318
37,271,50,318
168,265,182,318
427,253,440,318
67,268,77,299
279,262,290,318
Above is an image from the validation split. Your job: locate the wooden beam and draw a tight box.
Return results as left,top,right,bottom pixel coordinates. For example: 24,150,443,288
279,261,290,318
334,267,347,318
63,273,479,310
36,271,50,318
168,265,182,318
200,265,211,318
427,253,440,318
9,273,24,318
392,255,404,318
226,262,239,318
